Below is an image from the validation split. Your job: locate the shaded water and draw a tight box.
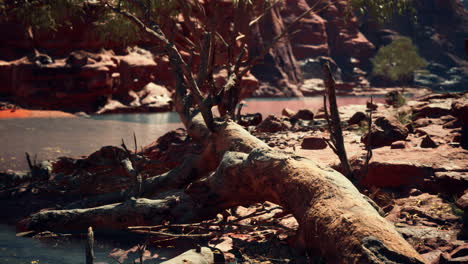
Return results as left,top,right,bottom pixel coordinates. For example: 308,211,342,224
0,224,113,264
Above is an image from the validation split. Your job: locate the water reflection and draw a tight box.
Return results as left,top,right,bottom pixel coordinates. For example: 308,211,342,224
0,96,382,171
0,225,112,264
91,112,180,124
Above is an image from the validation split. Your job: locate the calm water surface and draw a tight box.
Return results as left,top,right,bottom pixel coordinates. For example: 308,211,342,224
0,96,381,171
0,224,113,264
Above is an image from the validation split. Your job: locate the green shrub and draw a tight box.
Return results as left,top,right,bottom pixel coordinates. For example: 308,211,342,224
372,37,427,83
385,91,406,108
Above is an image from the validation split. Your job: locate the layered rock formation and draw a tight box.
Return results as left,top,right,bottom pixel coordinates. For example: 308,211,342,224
0,49,172,113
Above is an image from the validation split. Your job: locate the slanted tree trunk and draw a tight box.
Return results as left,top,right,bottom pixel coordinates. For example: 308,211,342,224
22,118,425,263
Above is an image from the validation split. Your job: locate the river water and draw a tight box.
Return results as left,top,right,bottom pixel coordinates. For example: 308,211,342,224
0,225,114,264
0,96,381,172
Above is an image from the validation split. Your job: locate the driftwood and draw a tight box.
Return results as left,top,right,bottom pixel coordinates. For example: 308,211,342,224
23,191,200,232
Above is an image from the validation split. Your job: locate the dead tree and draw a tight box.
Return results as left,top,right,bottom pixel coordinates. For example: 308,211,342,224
322,61,353,179
21,1,425,263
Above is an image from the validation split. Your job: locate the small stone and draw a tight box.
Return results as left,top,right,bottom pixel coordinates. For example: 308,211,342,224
292,109,314,121
301,137,327,150
367,101,378,111
348,111,367,125
420,135,438,148
256,115,292,133
391,141,407,149
408,188,422,196
282,108,296,117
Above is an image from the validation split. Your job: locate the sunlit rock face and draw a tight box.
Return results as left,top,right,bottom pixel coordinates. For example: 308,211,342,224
0,50,170,113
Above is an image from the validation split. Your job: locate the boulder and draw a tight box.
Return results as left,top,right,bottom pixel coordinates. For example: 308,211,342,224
291,109,314,121
362,161,432,188
238,113,263,127
357,145,468,193
413,101,453,120
452,98,468,125
256,115,291,133
362,116,409,148
420,135,438,148
348,111,367,125
390,141,408,149
456,192,468,211
141,128,199,174
301,137,327,150
281,108,296,118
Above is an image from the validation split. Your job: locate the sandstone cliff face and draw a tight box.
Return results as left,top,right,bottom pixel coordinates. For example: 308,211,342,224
0,49,172,113
0,0,379,110
282,0,375,70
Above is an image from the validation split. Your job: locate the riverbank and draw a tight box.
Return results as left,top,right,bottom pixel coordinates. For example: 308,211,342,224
0,92,466,263
0,109,76,119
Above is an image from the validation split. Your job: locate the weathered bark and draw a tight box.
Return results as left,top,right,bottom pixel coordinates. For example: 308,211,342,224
64,154,204,209
23,119,425,263
322,62,353,179
188,147,425,264
21,191,200,232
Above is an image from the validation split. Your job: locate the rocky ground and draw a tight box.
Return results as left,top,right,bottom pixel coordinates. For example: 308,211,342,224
0,92,466,263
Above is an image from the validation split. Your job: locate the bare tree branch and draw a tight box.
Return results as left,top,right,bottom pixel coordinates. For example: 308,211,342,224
322,61,353,179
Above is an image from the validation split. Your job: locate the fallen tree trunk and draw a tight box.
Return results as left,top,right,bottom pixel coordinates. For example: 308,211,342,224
22,119,425,263
19,191,200,232
188,148,425,263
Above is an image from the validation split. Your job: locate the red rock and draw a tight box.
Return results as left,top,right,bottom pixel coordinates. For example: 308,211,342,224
249,3,303,96
358,145,468,193
317,0,375,67
362,162,431,188
256,115,291,133
291,109,314,120
452,98,468,125
238,113,263,127
391,140,408,149
413,101,453,120
348,111,367,125
117,50,157,92
141,128,200,174
456,192,468,210
0,49,169,113
213,69,260,100
281,0,329,59
282,108,296,118
420,135,439,148
362,116,409,148
301,137,327,150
